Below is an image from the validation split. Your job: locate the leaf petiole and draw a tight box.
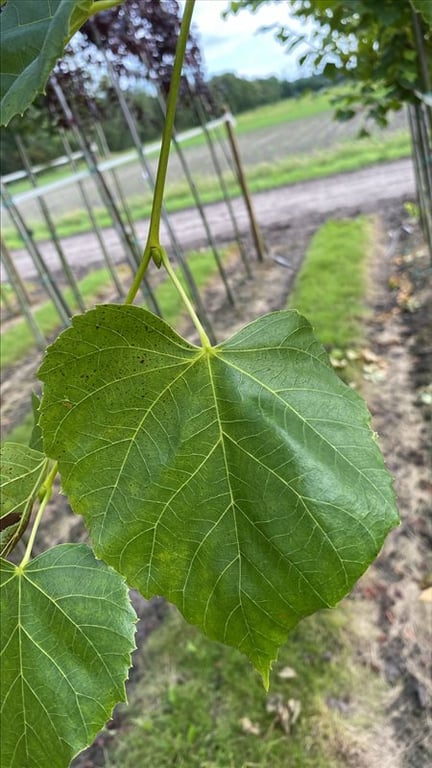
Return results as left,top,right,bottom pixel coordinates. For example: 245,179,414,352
160,249,212,349
19,461,58,569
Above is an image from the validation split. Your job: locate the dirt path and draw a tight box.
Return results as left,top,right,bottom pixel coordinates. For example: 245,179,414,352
347,220,432,767
7,158,415,281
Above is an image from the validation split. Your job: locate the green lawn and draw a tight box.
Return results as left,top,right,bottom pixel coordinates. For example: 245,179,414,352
176,89,337,152
106,603,385,768
1,267,117,370
287,215,373,385
288,216,372,349
234,90,335,134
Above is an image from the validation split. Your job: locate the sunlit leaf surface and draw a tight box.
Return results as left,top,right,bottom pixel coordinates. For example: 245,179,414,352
39,305,398,683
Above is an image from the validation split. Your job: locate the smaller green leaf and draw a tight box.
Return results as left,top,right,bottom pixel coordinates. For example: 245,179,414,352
0,443,47,556
0,0,93,126
0,543,137,768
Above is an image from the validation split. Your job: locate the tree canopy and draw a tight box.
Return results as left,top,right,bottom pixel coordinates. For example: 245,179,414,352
229,0,432,125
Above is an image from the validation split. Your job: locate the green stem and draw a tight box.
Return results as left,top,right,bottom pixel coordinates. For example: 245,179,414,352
160,250,211,349
71,1,122,37
125,0,196,305
19,462,58,569
89,0,121,12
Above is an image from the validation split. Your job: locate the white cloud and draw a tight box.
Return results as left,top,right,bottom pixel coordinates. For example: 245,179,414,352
187,0,309,80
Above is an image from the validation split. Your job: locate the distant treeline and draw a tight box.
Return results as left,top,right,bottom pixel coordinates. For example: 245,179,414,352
1,73,334,176
209,72,334,114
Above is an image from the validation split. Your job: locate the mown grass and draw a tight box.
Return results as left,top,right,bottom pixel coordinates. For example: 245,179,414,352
179,90,337,150
2,130,410,251
236,90,335,133
288,216,372,350
106,604,379,768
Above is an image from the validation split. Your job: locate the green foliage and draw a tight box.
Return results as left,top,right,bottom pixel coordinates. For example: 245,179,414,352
30,393,44,452
411,0,432,26
0,443,48,556
1,0,92,126
38,305,398,686
230,0,432,124
0,543,136,768
0,104,67,176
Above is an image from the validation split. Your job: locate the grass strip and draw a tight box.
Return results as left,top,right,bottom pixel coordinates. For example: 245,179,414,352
107,604,373,768
2,131,410,251
288,216,373,350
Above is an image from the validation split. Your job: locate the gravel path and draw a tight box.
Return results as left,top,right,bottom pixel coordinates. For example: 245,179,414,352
6,157,415,282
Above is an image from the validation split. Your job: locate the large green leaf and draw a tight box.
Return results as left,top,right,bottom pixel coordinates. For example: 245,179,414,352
39,306,398,684
0,0,93,126
0,443,48,557
0,543,136,768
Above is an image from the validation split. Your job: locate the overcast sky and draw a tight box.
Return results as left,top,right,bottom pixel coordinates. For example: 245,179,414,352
188,1,309,81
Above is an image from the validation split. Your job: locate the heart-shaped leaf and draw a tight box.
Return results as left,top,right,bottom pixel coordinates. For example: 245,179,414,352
39,306,398,684
0,0,93,126
0,543,136,768
0,443,48,556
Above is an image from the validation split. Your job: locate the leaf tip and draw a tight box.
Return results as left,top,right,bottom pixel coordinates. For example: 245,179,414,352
261,669,270,692
254,657,273,691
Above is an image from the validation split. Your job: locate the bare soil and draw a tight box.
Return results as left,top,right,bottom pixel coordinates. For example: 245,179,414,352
347,218,432,767
1,162,430,766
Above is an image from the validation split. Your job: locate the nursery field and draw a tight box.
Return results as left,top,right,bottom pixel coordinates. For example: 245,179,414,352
1,91,410,248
